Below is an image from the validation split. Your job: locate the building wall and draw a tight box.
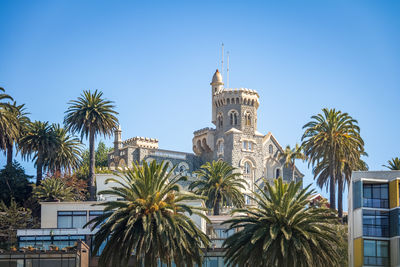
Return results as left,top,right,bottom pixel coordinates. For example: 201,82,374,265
349,171,400,267
40,202,104,228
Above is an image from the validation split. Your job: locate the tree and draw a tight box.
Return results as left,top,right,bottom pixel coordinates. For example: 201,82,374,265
0,199,36,248
64,90,118,200
33,177,75,202
0,162,33,206
302,108,364,210
0,88,19,164
189,160,247,215
383,157,400,170
4,102,30,165
87,160,209,267
223,177,343,267
45,124,83,174
281,143,307,181
19,121,58,185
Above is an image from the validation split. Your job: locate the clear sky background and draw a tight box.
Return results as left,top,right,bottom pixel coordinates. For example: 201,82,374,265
1,0,400,211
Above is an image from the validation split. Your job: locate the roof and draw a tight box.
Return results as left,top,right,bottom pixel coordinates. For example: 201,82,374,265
211,69,223,84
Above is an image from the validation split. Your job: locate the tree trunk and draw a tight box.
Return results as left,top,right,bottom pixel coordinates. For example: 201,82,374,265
6,142,13,166
338,172,343,218
292,162,295,182
329,155,336,210
36,152,43,186
213,194,221,215
89,129,96,200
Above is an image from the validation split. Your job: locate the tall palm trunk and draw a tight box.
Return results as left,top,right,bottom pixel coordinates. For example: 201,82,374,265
329,155,336,210
89,129,96,200
214,194,221,215
6,141,13,166
292,162,295,182
36,151,43,185
337,172,343,218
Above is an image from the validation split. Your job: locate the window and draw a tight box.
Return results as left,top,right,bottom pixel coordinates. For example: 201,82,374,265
363,210,389,237
218,115,223,128
248,142,252,151
19,235,85,250
269,144,273,154
275,169,280,179
244,194,251,205
245,114,251,126
57,211,87,229
88,211,105,229
243,141,247,150
244,162,251,174
364,239,389,266
363,184,389,208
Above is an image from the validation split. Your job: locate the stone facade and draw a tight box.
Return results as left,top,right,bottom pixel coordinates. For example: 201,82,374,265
108,69,303,193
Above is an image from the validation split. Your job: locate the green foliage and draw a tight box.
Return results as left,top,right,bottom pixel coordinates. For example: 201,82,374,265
33,177,75,202
383,157,400,170
88,160,209,267
64,90,119,200
45,124,83,173
302,108,365,214
19,121,58,184
281,143,307,181
189,160,247,215
0,199,37,248
223,178,343,267
75,141,113,180
0,162,33,206
0,88,19,154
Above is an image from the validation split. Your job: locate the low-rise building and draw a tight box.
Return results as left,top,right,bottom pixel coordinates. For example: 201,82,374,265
348,170,400,267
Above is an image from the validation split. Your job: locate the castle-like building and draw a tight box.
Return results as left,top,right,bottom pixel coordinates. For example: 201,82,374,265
108,69,303,195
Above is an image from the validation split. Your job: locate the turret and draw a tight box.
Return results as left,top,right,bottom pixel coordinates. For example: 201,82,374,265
211,69,224,125
114,125,122,155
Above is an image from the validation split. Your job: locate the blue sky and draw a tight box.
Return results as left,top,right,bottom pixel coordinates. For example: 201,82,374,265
1,0,400,210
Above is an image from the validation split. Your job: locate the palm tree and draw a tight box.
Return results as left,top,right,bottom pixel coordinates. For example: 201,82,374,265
87,160,209,267
0,88,19,163
223,177,342,267
383,157,400,170
302,108,364,210
64,90,118,200
19,121,57,185
33,177,75,202
45,124,83,174
4,102,30,165
189,160,247,215
281,144,307,181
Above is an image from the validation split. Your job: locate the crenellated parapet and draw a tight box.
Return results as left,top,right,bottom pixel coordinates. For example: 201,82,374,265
192,127,215,156
122,136,159,149
213,88,260,109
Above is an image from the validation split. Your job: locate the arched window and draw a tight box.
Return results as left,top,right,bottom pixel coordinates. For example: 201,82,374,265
269,144,273,154
245,113,251,126
227,98,230,104
244,162,251,174
275,168,280,178
229,111,238,126
217,140,224,154
217,114,223,128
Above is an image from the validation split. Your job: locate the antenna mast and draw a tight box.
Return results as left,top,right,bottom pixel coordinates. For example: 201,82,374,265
221,43,224,78
227,51,230,88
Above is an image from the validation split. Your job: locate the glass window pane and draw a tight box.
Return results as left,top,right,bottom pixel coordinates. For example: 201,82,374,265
364,240,376,257
72,215,87,228
58,211,72,216
363,185,371,198
73,211,86,216
373,186,381,199
377,241,389,257
381,185,388,199
58,215,72,228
